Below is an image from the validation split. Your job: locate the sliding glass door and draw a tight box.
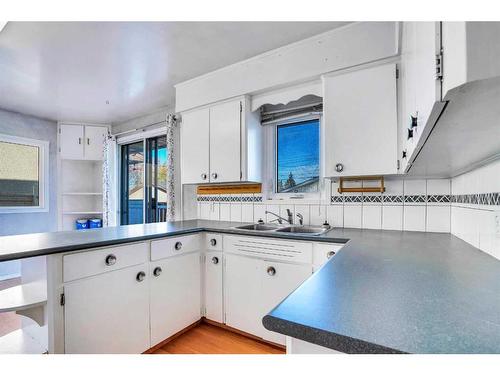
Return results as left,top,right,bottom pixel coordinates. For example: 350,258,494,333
120,135,168,225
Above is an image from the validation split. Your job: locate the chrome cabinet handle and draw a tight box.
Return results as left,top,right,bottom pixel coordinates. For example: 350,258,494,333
136,271,146,282
201,173,207,180
87,138,90,145
212,256,219,265
335,163,344,173
267,266,276,276
105,254,116,266
174,241,182,251
327,251,336,259
211,172,218,180
153,266,162,277
210,238,217,247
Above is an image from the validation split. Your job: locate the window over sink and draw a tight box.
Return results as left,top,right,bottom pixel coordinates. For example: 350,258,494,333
276,119,320,194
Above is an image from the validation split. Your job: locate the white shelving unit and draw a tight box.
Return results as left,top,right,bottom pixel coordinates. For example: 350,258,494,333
57,122,109,231
0,329,47,354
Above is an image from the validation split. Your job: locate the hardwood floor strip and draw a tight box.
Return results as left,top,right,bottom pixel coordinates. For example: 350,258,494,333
151,321,285,354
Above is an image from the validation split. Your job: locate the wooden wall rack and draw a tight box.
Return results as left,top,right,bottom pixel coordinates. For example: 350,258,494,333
337,176,385,194
197,183,262,195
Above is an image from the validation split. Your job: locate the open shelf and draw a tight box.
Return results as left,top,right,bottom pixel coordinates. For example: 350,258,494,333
0,329,47,354
0,282,47,314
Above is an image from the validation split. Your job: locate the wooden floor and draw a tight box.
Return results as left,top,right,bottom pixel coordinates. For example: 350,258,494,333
151,322,285,354
0,277,22,337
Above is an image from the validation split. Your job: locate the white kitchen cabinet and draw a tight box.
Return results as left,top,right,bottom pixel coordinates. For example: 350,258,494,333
400,22,442,169
180,97,262,184
84,125,107,160
224,254,262,337
149,252,201,346
59,124,84,160
209,100,242,183
64,263,150,354
323,63,398,177
260,261,311,345
180,107,210,184
204,251,223,323
59,123,107,161
224,252,312,344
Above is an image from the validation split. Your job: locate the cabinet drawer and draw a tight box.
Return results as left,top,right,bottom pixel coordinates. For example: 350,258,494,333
312,243,344,267
224,235,312,264
63,242,149,282
205,233,223,251
151,234,202,261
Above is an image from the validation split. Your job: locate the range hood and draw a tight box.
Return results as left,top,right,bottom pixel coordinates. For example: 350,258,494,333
406,76,500,178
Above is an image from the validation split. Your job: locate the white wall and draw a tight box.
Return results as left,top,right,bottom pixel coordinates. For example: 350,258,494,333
0,108,58,279
451,159,500,259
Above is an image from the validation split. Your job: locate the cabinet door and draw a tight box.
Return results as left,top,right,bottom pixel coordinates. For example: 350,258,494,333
64,263,150,353
324,64,398,177
209,100,241,183
60,124,84,160
260,261,312,344
181,108,210,184
84,125,107,160
150,252,201,346
224,254,262,337
204,251,223,323
414,22,441,141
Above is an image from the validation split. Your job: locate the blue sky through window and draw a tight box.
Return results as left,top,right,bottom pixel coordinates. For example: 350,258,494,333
276,119,319,193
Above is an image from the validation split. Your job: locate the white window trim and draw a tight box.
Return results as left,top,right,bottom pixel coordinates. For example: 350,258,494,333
0,134,50,214
264,114,324,201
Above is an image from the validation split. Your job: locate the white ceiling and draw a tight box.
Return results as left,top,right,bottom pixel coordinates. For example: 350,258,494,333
0,22,350,124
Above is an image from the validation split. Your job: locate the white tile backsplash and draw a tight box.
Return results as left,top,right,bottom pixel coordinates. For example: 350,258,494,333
230,202,242,222
294,205,310,225
344,205,362,228
327,205,343,227
363,204,382,230
253,203,266,223
403,205,426,232
219,203,231,221
310,205,327,226
426,205,450,233
427,179,451,196
241,203,254,223
404,179,427,196
382,205,403,231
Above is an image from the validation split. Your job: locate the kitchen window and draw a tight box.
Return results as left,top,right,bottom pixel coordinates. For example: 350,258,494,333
0,134,49,213
275,119,320,194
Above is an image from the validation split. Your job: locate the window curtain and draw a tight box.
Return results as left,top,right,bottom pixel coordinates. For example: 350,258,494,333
102,131,116,227
165,114,177,222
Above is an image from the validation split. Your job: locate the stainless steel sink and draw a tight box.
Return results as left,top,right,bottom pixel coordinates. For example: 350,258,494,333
275,226,331,235
234,223,282,231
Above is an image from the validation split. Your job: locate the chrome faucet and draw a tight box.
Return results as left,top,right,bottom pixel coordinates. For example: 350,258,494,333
265,209,293,224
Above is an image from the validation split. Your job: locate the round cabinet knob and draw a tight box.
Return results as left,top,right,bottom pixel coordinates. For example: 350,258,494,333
153,267,162,277
211,172,218,180
136,271,146,282
174,241,182,251
212,256,219,265
335,163,344,173
267,266,276,276
201,173,207,180
105,254,116,266
327,251,336,259
210,238,217,247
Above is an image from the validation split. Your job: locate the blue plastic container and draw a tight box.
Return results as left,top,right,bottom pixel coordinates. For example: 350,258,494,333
89,218,103,229
76,219,89,230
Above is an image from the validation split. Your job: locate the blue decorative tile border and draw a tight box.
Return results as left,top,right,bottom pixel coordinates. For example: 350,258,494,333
197,195,262,202
330,193,500,206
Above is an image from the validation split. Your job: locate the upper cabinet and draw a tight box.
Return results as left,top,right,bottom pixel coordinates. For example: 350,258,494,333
180,97,262,184
323,63,398,177
59,123,107,161
400,22,442,171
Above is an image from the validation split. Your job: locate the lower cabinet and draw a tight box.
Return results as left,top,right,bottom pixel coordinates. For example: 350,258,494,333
224,254,312,345
204,251,223,323
64,263,150,354
150,252,201,347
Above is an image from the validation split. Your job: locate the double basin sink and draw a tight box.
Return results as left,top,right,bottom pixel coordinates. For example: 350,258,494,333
233,223,332,236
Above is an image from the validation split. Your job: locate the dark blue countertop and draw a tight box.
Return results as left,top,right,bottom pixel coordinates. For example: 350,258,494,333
1,220,499,353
